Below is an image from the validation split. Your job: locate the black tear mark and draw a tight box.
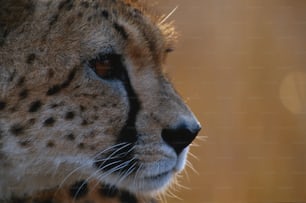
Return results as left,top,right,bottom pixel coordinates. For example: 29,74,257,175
113,23,128,40
28,100,42,112
117,62,140,144
70,180,88,199
94,55,140,173
119,190,138,203
46,68,77,95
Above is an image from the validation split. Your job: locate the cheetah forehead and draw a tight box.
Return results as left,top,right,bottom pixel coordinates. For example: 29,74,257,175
0,0,177,54
0,0,177,87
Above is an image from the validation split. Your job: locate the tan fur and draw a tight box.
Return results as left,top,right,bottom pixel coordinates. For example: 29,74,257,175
0,0,200,202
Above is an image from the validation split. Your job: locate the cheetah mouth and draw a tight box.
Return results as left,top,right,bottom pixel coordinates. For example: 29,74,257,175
143,170,172,181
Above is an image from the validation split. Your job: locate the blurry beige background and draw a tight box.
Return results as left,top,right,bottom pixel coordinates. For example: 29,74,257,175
158,0,306,202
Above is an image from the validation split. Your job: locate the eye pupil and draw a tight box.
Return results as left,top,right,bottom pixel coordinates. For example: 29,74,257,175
94,60,111,78
89,55,114,79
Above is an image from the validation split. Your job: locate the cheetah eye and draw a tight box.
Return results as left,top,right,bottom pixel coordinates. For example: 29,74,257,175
89,54,122,80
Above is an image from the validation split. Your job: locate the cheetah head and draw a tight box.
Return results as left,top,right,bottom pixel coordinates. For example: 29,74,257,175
0,0,201,199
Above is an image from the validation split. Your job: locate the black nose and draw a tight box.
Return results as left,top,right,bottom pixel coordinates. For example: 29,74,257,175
161,123,201,155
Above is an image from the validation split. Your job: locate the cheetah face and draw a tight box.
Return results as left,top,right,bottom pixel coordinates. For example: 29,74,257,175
0,0,201,198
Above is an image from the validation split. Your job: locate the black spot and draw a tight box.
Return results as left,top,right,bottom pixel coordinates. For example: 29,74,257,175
80,2,89,8
46,140,55,147
0,101,6,110
79,105,86,112
58,0,73,10
19,89,28,99
49,14,59,26
48,69,55,78
43,117,55,126
9,70,16,82
19,140,30,147
65,133,75,141
113,23,128,40
65,111,75,120
28,100,42,112
93,2,99,9
132,8,142,16
17,76,25,86
87,16,92,22
77,12,83,18
99,184,119,198
101,10,109,19
46,84,61,95
69,180,88,199
9,106,17,112
10,124,24,136
66,16,75,25
50,103,59,108
78,142,85,149
26,53,36,64
27,118,36,125
119,191,138,203
81,120,88,126
46,68,77,96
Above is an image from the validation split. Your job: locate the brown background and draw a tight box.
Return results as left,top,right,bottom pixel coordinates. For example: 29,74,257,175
157,0,306,202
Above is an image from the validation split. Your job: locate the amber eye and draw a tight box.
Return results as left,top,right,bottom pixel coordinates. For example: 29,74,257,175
89,54,120,79
92,59,112,78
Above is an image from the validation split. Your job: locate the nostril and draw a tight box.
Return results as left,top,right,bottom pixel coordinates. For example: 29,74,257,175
161,123,201,155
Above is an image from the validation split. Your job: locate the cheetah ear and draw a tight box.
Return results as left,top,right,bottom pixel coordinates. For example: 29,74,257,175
0,0,34,44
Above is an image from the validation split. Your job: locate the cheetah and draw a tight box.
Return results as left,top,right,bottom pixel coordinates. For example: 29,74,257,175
0,0,201,202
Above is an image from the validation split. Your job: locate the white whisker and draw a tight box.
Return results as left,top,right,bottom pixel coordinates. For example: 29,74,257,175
158,6,179,25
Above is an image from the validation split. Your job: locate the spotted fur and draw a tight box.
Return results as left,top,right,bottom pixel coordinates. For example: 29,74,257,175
0,0,200,202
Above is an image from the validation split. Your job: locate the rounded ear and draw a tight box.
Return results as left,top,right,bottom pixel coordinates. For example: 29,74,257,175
0,0,34,45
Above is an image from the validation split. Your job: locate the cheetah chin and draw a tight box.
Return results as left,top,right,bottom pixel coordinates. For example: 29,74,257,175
0,0,201,202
